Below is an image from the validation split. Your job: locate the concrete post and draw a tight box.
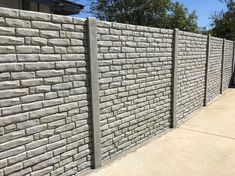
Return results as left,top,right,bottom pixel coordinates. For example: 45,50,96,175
220,39,226,94
204,35,211,106
87,17,102,168
171,28,179,128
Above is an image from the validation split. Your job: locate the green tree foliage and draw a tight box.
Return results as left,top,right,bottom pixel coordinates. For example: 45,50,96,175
211,0,235,40
90,0,198,32
168,2,198,32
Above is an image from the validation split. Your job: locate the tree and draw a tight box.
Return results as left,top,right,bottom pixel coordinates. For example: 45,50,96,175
211,0,235,40
168,2,198,32
90,0,198,32
198,26,210,35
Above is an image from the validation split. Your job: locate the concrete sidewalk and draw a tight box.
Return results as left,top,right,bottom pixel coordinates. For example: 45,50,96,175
88,89,235,176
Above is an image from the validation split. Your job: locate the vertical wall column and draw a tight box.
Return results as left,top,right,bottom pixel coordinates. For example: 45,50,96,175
220,39,226,94
87,17,102,168
204,35,211,106
171,28,179,128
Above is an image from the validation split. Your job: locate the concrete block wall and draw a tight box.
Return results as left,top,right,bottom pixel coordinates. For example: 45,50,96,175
177,31,207,121
97,21,173,160
207,37,223,102
0,8,93,176
0,7,234,176
222,40,234,91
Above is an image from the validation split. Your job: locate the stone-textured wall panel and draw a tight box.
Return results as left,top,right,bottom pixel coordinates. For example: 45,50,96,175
177,31,207,121
97,21,173,160
223,40,233,91
0,6,234,176
0,8,93,176
207,37,223,102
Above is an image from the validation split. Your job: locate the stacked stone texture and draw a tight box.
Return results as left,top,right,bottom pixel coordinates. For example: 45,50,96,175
0,8,92,176
97,21,173,160
177,31,207,121
0,6,234,176
207,37,223,102
222,40,234,91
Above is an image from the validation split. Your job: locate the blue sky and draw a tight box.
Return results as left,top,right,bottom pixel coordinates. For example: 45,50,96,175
172,0,227,28
71,0,227,29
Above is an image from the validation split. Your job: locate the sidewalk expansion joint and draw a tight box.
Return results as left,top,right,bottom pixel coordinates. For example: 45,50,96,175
179,127,235,141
